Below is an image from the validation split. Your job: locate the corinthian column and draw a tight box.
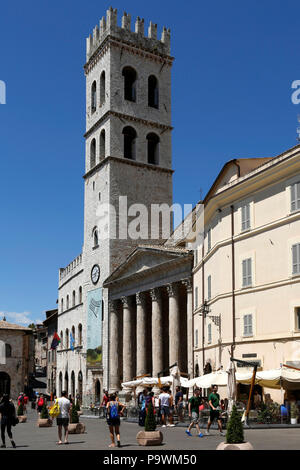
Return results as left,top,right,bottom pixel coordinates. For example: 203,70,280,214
136,292,147,377
109,300,120,392
182,278,193,378
150,288,163,377
122,296,132,384
167,283,180,367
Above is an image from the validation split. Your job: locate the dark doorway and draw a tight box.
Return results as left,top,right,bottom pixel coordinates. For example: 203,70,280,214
0,372,10,396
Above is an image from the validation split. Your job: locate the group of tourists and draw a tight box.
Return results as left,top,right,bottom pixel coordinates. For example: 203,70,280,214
186,384,224,437
0,384,225,449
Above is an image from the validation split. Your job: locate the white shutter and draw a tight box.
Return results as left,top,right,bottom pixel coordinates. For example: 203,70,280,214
194,287,198,309
244,314,253,336
242,203,251,231
242,258,252,287
291,182,300,212
292,244,300,275
208,324,212,343
207,275,211,300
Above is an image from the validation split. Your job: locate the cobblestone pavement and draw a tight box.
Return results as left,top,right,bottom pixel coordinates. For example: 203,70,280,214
1,408,300,450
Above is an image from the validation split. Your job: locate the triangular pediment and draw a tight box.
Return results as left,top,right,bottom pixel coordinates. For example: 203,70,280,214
104,245,190,285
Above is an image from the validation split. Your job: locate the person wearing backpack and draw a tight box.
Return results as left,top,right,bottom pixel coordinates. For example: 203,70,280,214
106,394,125,448
37,394,46,415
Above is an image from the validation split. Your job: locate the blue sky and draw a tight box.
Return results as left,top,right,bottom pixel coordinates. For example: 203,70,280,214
0,0,300,325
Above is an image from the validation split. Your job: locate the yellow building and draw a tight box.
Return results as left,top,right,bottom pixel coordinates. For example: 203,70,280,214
192,145,300,402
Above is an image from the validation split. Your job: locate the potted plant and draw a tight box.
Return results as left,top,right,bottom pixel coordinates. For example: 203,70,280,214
136,402,163,446
37,403,52,427
17,403,27,423
68,404,86,434
290,402,299,425
217,405,253,450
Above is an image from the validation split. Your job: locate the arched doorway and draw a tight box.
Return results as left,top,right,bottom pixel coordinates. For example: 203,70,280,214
78,371,83,404
0,372,10,396
95,379,101,404
71,371,75,399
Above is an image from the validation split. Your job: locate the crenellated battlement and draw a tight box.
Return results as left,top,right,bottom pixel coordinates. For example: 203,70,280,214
86,7,171,62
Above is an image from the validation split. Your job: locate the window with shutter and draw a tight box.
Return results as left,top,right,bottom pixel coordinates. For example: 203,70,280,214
292,244,300,275
243,314,253,336
241,203,251,231
208,324,212,343
207,275,212,300
242,258,252,287
291,182,300,212
295,308,300,330
195,329,198,347
194,287,198,309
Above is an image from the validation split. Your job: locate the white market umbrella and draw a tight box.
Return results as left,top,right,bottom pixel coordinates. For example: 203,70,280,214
226,360,236,413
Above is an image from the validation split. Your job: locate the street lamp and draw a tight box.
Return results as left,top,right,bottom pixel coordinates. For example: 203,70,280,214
199,300,210,373
199,300,210,318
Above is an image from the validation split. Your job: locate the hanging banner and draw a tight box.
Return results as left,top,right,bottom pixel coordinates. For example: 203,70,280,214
86,288,102,366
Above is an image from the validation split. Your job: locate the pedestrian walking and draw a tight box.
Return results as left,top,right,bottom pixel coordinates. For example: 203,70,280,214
56,390,71,445
159,387,171,427
185,388,203,437
0,395,16,448
175,386,184,422
37,393,46,416
206,385,224,436
101,390,109,418
106,394,125,448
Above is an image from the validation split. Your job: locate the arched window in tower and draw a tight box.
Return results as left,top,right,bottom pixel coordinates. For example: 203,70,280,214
65,328,69,349
61,298,64,313
147,133,159,165
60,331,63,349
100,71,105,105
72,290,76,307
66,295,69,310
148,75,159,108
90,139,96,169
78,324,82,346
91,81,97,113
100,129,105,160
123,126,137,160
71,325,75,344
122,67,137,102
79,286,82,304
93,227,99,248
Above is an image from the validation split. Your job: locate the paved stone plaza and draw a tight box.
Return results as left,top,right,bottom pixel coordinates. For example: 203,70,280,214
1,408,299,450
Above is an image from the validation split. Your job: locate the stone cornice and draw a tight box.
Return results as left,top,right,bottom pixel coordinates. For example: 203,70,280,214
84,110,173,140
84,35,174,75
83,155,173,180
104,255,192,290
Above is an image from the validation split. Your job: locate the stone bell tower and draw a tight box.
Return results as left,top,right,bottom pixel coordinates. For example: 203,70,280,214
82,7,174,389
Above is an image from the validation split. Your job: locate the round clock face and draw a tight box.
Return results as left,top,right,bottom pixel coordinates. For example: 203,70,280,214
91,264,100,284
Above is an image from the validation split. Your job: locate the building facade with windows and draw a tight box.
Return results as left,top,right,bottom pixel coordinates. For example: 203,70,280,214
192,147,300,401
0,319,34,399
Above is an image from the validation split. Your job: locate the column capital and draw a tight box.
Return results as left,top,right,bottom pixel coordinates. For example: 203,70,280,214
166,283,178,298
136,291,145,306
150,288,161,302
121,296,130,308
108,300,118,312
182,278,193,292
